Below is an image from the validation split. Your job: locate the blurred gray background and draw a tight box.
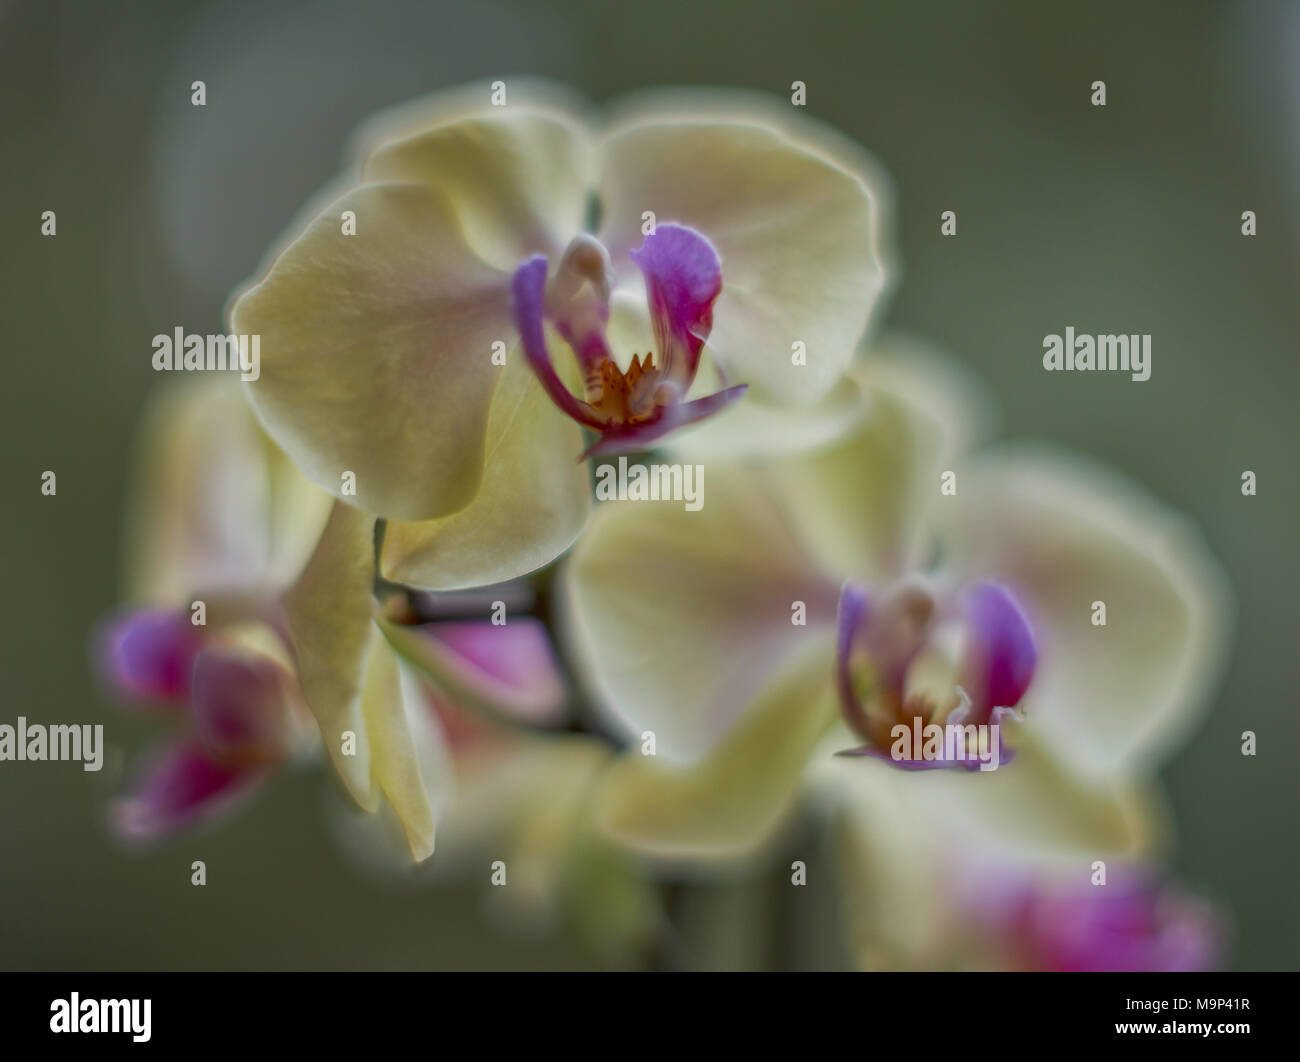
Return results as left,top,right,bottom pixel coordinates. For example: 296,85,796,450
1,0,1296,970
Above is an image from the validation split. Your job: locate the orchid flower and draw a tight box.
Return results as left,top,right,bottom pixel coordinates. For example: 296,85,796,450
511,223,748,458
228,81,889,590
97,380,449,860
563,336,1231,861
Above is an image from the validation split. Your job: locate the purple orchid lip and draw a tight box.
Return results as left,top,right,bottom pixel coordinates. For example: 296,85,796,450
834,582,874,742
419,617,568,727
511,223,746,454
958,581,1037,726
512,256,606,430
113,739,265,842
627,223,720,392
98,608,205,706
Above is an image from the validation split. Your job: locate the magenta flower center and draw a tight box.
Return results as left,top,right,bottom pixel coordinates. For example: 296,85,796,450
511,224,747,458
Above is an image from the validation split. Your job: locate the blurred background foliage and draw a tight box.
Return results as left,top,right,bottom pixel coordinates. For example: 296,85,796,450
1,0,1296,969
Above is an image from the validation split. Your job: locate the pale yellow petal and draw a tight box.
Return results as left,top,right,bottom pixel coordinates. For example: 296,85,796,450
563,466,839,763
259,433,334,590
364,110,595,271
591,641,839,858
765,337,992,586
360,646,450,862
379,349,591,590
282,501,379,810
597,102,891,407
231,182,512,522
